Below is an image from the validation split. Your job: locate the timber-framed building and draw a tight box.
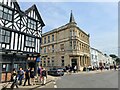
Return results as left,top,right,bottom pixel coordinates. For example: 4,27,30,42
0,0,45,82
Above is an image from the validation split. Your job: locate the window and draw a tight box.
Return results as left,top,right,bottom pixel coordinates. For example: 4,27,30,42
92,54,94,59
48,36,50,43
73,41,76,49
47,58,50,66
70,40,72,47
0,5,3,18
44,47,46,53
60,44,64,51
2,64,11,72
95,55,97,60
44,37,46,44
47,46,50,52
61,56,64,66
0,6,12,21
52,45,54,52
0,29,10,43
25,36,35,47
51,57,54,66
44,58,46,66
28,19,36,30
70,30,72,36
52,35,54,41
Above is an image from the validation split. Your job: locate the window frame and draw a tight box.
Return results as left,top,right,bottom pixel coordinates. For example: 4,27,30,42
0,29,10,44
27,18,37,30
25,36,35,47
0,6,13,21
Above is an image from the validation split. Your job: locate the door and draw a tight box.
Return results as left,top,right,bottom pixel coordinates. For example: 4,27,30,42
28,61,35,69
71,59,77,68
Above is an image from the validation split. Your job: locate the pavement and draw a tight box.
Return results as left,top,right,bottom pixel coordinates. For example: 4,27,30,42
0,69,117,89
0,75,55,89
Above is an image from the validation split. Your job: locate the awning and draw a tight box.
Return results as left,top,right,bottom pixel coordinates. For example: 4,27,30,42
36,57,40,62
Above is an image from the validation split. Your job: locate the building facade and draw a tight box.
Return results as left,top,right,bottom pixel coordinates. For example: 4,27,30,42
0,0,45,82
41,11,91,70
91,47,115,68
90,48,99,68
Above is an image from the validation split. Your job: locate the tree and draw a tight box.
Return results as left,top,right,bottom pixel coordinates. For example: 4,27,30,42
115,58,120,65
109,54,117,58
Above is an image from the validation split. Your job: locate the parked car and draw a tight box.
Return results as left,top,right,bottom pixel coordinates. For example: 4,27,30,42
105,65,109,70
48,68,64,76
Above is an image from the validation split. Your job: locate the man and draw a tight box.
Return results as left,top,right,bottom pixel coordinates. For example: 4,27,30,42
41,68,47,85
37,66,42,82
23,68,31,86
18,68,24,85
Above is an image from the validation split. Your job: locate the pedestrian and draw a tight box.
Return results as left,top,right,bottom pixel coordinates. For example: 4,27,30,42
100,66,103,72
41,68,47,85
11,68,16,82
18,68,24,85
69,66,73,74
23,67,31,86
73,65,77,73
114,64,117,71
37,66,42,82
11,68,19,89
30,68,36,85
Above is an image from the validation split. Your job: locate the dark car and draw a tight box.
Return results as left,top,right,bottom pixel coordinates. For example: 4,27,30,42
48,68,64,76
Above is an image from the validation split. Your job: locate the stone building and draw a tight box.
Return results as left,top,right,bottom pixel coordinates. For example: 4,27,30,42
41,11,90,70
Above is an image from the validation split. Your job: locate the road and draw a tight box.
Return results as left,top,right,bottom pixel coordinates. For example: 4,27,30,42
44,70,118,88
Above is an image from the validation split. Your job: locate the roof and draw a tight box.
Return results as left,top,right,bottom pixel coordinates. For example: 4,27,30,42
42,11,89,36
25,4,45,27
12,1,45,27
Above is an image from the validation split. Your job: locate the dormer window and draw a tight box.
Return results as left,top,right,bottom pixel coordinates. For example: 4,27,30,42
28,19,36,30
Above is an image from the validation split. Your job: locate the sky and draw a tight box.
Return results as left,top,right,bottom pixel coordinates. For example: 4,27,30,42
19,1,118,56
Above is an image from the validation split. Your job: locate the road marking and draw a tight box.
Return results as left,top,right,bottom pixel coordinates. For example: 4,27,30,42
53,81,56,84
54,85,57,88
53,80,57,88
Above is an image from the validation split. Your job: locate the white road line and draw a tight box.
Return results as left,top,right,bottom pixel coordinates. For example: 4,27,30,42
53,81,56,84
54,85,57,88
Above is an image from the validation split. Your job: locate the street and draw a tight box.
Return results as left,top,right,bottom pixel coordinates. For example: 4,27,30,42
0,70,118,89
45,70,118,88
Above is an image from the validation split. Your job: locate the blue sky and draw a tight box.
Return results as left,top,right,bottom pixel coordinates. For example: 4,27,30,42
19,1,118,56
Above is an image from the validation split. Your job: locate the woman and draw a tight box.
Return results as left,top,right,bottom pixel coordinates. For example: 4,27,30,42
11,68,17,81
41,68,47,85
11,68,19,89
30,68,36,85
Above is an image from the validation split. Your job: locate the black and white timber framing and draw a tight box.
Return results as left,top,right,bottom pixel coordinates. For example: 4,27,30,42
0,0,45,82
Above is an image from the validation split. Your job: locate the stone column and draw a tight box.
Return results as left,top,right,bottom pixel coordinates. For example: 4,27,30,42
77,56,80,71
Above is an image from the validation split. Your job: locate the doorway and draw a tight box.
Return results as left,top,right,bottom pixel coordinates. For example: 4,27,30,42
71,59,77,68
28,61,35,69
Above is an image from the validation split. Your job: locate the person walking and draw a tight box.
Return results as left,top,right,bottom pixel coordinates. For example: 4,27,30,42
73,65,77,73
41,68,47,85
11,68,19,89
30,68,36,85
37,66,42,82
23,68,31,86
18,68,24,86
114,64,117,71
11,68,16,82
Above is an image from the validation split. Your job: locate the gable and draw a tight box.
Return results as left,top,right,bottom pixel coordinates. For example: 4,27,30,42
25,4,45,27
